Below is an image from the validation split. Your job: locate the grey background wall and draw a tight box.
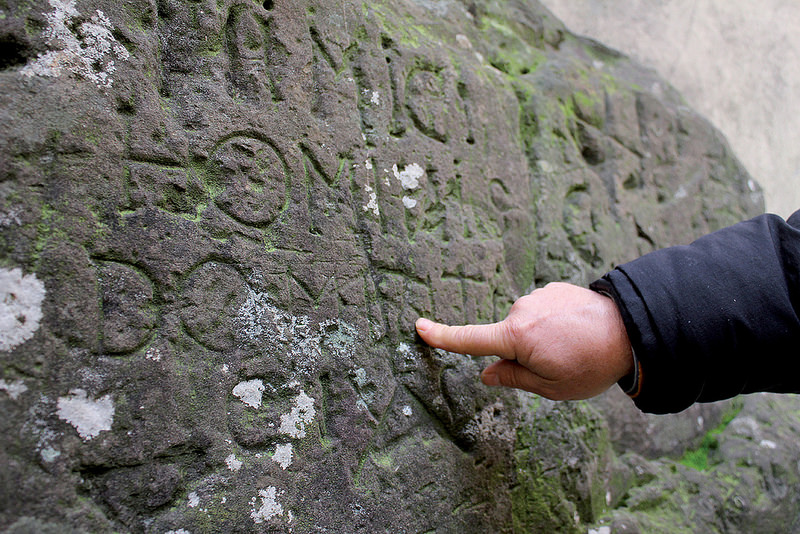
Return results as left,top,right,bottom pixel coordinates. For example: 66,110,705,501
541,0,800,218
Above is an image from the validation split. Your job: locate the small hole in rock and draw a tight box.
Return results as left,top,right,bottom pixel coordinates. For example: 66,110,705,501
0,37,31,70
263,0,274,10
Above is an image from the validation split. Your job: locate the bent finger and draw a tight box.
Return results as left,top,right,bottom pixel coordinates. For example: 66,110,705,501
481,359,563,399
415,318,515,359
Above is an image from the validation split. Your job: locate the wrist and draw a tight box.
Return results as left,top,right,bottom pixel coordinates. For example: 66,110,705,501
590,278,639,394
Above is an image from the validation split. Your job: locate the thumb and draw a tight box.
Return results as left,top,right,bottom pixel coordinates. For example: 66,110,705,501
415,318,515,359
481,359,554,396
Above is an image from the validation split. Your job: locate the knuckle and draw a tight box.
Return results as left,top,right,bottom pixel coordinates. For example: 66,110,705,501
503,316,521,342
511,293,533,309
501,317,523,359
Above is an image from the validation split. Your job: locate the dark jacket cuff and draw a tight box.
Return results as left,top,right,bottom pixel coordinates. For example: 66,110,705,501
589,278,641,398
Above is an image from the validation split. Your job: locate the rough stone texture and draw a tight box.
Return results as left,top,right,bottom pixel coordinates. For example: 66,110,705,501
541,0,800,220
594,393,800,533
0,0,791,532
590,387,732,460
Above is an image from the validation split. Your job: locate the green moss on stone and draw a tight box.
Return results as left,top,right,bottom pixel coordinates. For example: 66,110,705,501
481,18,546,78
511,458,582,533
33,203,68,263
680,399,744,471
370,5,427,49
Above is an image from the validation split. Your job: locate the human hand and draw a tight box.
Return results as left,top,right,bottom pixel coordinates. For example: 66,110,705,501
415,282,634,400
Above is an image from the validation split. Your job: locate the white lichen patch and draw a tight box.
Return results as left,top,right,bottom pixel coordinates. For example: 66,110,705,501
392,163,425,190
0,378,28,400
0,267,46,352
279,391,316,439
187,492,200,508
225,453,243,471
251,487,284,524
364,159,373,170
273,443,293,469
402,196,417,209
362,184,380,216
165,530,192,534
40,446,61,462
0,208,21,227
760,439,777,449
145,347,161,361
21,0,130,87
394,342,420,374
56,389,114,440
361,88,380,105
237,291,359,377
238,290,317,353
402,405,413,417
353,368,368,389
397,342,414,357
232,379,265,409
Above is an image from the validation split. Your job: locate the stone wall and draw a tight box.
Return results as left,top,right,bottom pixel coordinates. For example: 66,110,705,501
541,0,800,219
0,1,783,533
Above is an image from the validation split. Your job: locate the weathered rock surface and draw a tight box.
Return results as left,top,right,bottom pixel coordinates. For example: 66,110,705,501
1,0,792,533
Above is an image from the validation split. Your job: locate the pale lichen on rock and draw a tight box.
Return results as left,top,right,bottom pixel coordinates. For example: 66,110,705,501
0,268,45,352
232,379,265,409
56,389,114,440
392,162,425,190
0,378,28,400
362,184,380,216
278,391,316,439
250,487,284,524
225,453,243,471
272,443,293,469
20,0,129,87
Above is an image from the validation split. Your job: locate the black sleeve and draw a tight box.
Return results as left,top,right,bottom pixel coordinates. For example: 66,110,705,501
592,210,800,414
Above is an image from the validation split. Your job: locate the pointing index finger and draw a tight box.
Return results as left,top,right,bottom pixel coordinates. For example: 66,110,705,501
415,318,515,359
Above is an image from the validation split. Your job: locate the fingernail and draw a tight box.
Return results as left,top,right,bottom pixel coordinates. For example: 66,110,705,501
415,318,434,333
482,370,499,387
